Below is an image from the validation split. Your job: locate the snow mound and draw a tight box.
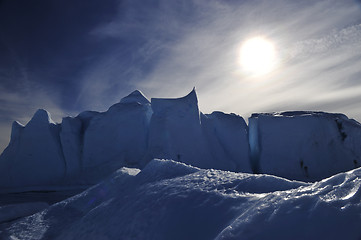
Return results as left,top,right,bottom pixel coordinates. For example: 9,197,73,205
249,111,361,181
1,160,360,240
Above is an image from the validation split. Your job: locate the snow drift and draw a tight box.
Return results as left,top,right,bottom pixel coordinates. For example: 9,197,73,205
1,159,360,240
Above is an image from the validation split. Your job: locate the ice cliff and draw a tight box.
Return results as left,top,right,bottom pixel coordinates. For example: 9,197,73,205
249,112,361,181
1,90,361,191
0,89,251,191
147,89,250,172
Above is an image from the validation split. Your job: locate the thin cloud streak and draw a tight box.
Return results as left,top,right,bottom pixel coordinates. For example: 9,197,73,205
128,0,361,120
1,0,361,152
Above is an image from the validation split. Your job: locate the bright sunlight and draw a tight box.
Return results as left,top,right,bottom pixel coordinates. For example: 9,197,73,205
240,37,277,76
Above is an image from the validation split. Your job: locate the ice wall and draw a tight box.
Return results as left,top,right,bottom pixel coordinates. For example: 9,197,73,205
147,89,208,167
201,111,251,172
249,112,361,181
1,90,361,191
147,89,251,171
0,110,66,189
0,89,251,191
80,90,152,183
60,116,82,181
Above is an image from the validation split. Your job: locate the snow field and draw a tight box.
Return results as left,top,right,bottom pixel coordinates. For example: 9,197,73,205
1,159,360,240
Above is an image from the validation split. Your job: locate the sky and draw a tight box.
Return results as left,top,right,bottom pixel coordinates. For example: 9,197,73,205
1,0,361,153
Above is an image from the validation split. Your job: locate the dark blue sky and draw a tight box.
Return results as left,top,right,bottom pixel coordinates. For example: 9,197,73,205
1,0,361,152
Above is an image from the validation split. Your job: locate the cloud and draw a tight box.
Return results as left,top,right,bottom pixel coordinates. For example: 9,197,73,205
72,0,361,125
128,0,361,120
1,0,361,152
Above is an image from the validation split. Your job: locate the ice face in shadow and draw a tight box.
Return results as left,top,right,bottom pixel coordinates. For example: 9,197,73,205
248,116,261,173
59,117,82,182
0,91,152,190
201,111,251,172
0,89,251,191
249,111,361,181
147,89,208,167
0,110,66,189
119,89,150,105
2,91,361,192
79,90,152,183
147,89,251,172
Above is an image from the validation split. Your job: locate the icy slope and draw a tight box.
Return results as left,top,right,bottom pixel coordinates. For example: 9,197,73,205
1,159,360,240
249,111,361,181
0,202,49,224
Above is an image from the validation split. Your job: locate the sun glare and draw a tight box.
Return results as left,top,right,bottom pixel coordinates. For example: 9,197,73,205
240,37,277,76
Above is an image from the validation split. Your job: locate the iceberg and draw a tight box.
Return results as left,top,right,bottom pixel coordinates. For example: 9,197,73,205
0,90,153,190
0,89,251,191
146,88,251,172
0,110,66,189
1,91,361,193
249,111,361,181
79,90,152,183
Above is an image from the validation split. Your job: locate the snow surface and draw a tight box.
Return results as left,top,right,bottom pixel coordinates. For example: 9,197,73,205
249,111,361,181
1,159,360,240
0,202,49,224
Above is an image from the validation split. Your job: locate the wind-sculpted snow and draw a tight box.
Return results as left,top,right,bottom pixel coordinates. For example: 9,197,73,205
0,202,49,224
1,159,360,240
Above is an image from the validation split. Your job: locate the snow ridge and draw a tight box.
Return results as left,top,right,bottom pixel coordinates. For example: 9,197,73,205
1,159,361,240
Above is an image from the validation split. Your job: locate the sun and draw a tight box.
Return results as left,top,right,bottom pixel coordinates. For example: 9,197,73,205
240,37,277,76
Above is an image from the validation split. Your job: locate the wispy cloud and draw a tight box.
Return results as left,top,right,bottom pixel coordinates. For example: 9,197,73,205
71,0,361,121
127,0,361,120
1,0,361,152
